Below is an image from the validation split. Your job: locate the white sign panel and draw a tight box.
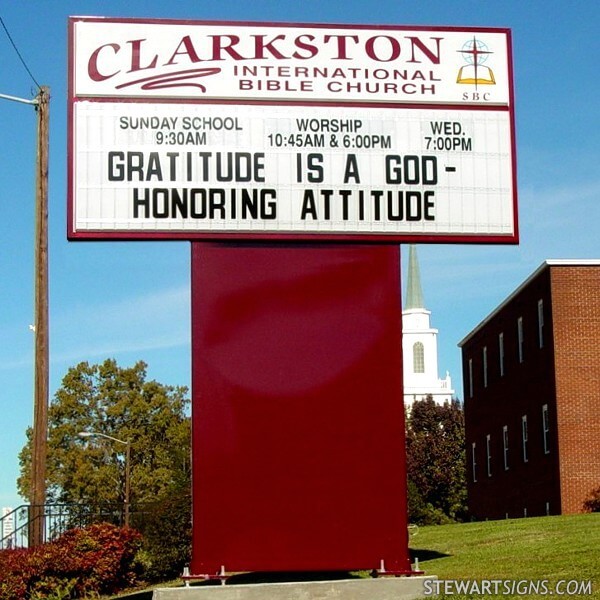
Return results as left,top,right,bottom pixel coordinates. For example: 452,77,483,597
72,102,513,237
68,18,517,242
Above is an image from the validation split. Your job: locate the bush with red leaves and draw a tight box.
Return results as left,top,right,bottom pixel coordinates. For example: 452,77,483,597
0,522,142,599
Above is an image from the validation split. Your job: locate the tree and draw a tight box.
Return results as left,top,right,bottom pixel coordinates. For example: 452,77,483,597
405,396,467,523
18,359,190,506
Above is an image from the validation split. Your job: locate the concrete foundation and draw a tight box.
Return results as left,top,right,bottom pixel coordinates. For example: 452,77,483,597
153,577,436,600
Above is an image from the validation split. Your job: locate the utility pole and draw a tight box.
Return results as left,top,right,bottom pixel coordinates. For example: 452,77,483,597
29,86,50,547
124,439,131,528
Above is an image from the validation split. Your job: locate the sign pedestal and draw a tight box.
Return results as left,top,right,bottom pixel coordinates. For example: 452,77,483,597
190,243,410,577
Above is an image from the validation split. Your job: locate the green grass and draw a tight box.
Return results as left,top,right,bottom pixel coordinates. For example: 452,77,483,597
411,513,600,598
109,514,600,598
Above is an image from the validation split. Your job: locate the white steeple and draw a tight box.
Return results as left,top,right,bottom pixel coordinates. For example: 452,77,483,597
402,245,454,405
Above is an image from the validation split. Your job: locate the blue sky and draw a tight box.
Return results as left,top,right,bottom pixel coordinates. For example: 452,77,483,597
0,0,598,510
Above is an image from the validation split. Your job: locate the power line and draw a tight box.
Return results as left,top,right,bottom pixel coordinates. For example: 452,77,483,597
0,15,41,90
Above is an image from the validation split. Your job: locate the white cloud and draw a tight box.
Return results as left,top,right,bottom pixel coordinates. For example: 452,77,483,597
50,284,190,366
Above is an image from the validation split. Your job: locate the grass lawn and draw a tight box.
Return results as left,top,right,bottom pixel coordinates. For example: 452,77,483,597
411,513,600,598
109,514,599,598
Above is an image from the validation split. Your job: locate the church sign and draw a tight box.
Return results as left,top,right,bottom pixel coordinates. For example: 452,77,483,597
68,18,517,243
67,16,519,581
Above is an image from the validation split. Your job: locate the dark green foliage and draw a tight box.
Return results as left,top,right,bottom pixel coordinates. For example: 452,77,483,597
407,479,454,526
0,523,142,599
406,397,468,524
137,483,192,582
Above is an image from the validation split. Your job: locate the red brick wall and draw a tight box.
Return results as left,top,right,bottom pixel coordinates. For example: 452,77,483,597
551,267,600,513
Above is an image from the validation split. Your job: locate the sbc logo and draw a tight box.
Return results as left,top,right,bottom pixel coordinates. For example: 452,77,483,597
462,92,492,101
457,37,496,102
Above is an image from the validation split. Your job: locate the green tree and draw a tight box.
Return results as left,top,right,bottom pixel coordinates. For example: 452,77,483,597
18,359,190,506
405,396,467,523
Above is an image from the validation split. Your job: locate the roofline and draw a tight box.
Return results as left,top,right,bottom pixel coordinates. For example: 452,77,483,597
458,259,600,347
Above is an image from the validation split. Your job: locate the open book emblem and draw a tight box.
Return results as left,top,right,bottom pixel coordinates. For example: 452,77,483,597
457,38,496,86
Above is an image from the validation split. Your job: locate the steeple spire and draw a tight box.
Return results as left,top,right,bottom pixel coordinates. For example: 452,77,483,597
405,244,425,309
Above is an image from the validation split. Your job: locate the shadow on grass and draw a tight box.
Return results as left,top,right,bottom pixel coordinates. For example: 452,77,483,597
196,571,363,586
410,548,450,562
111,591,155,600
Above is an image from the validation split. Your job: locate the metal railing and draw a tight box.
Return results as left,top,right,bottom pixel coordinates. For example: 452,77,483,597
0,503,155,549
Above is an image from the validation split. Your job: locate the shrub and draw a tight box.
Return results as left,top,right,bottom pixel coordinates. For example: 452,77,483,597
583,487,600,512
407,479,455,526
138,489,191,582
0,548,29,599
0,522,142,599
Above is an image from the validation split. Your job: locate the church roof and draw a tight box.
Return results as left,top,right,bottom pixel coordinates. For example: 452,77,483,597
405,244,425,310
458,259,600,347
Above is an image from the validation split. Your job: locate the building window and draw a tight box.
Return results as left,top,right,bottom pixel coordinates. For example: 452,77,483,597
468,358,473,398
413,342,425,373
486,434,492,477
538,299,544,348
499,332,505,377
471,442,477,483
503,425,509,470
542,404,550,454
522,415,528,462
517,317,524,363
483,346,488,388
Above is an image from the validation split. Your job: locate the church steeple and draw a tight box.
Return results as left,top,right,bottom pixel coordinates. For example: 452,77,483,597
402,244,454,405
405,244,425,310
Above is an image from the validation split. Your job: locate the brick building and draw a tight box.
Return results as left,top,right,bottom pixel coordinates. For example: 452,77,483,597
459,260,600,520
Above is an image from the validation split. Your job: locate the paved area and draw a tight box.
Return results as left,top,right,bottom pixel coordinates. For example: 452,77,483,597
152,577,436,600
